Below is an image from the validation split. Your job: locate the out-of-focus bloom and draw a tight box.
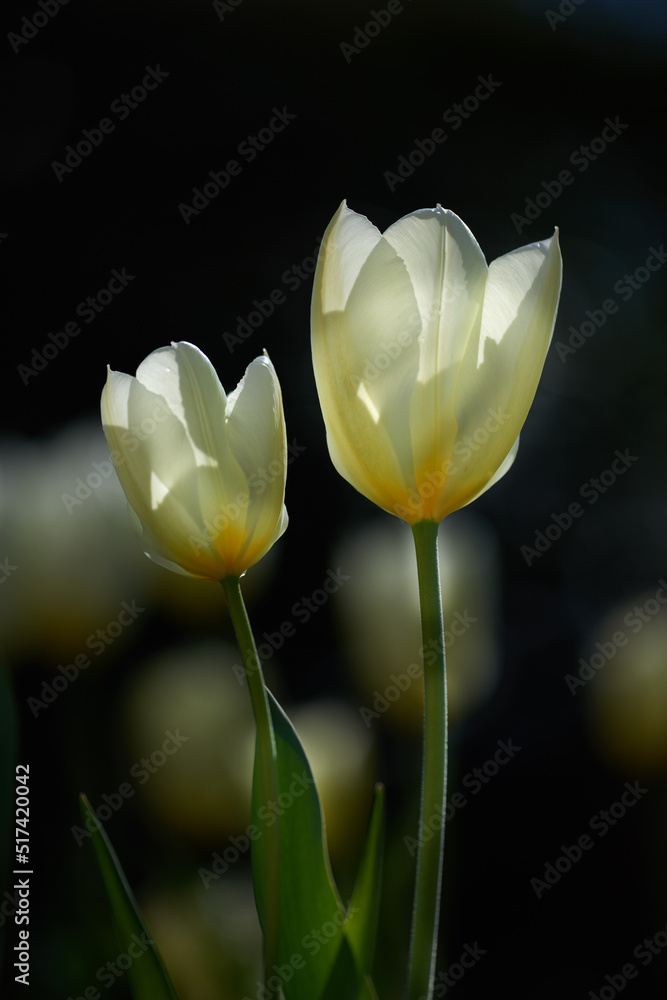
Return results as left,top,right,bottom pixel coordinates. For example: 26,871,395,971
0,423,154,659
123,645,376,856
123,642,256,838
585,589,667,773
101,342,288,580
311,201,562,523
287,700,375,860
333,514,500,732
140,882,261,1000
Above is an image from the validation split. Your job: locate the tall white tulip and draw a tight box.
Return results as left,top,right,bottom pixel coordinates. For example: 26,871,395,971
311,201,562,523
101,341,288,580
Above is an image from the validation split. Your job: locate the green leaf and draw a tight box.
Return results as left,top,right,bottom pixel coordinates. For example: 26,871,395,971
344,783,385,977
357,974,380,1000
319,931,364,1000
79,793,180,1000
252,691,353,1000
320,784,385,1000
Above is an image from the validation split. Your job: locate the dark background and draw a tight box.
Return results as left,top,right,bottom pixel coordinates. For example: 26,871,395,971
1,0,666,997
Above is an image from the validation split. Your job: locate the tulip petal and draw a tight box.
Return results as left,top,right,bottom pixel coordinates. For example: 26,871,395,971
226,355,289,570
451,434,520,517
102,365,224,576
101,368,195,527
384,207,487,379
449,231,561,509
138,341,249,504
384,208,487,518
139,342,263,572
125,503,193,578
135,342,225,464
477,230,561,373
312,231,423,516
226,355,285,482
317,201,383,314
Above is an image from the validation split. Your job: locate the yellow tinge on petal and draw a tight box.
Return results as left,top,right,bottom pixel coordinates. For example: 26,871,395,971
101,342,288,581
311,201,562,523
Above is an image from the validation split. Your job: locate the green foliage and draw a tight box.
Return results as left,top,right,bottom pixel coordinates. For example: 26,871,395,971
251,690,385,1000
79,793,180,1000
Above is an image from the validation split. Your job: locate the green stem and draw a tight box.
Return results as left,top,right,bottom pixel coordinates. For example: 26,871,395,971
405,519,448,1000
221,575,280,986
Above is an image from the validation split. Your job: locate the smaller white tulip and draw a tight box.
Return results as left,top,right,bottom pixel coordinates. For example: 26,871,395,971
101,341,288,580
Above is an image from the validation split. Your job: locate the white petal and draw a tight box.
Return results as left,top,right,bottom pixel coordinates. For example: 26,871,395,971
226,354,288,568
316,201,383,313
381,208,487,503
477,231,562,369
239,502,289,576
313,307,410,516
101,367,199,533
102,353,232,578
136,341,225,467
312,234,421,512
451,231,561,499
459,435,520,511
226,355,285,481
384,206,488,379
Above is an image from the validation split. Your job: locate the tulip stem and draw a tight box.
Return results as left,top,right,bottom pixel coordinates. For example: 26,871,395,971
405,519,448,1000
221,575,280,990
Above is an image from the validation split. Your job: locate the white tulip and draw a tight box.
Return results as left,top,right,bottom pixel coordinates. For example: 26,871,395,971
101,341,288,580
311,201,562,523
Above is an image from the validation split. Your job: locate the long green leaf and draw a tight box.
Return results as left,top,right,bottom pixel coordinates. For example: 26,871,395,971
358,974,380,1000
344,783,385,977
320,931,363,1000
252,691,357,1000
79,793,180,1000
320,784,385,1000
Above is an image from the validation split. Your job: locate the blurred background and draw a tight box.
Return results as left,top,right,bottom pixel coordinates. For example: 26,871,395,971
1,0,666,997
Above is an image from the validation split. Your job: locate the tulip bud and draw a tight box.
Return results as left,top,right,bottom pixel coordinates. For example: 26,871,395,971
101,341,288,580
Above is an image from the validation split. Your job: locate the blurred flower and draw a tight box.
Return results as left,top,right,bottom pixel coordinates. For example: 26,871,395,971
333,514,500,732
0,420,278,663
287,699,376,860
311,201,562,523
101,342,288,581
585,590,667,773
140,880,262,1000
122,641,256,838
122,645,375,859
0,423,154,659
